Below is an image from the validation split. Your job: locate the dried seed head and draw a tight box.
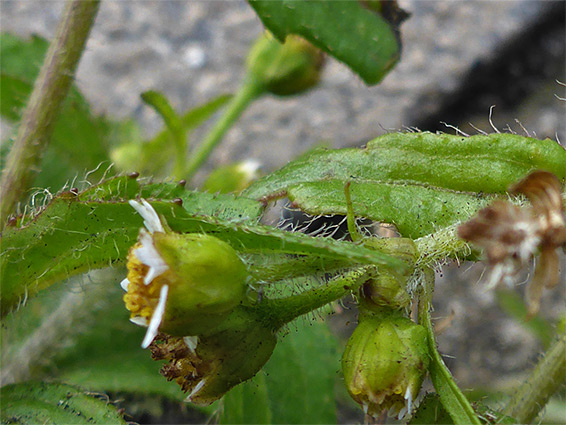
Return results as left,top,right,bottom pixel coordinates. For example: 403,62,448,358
458,171,565,316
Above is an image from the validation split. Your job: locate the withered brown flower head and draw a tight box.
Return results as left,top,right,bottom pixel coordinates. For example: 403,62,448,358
458,171,565,317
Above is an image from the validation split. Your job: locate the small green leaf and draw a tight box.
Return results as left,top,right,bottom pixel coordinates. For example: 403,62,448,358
247,0,401,85
141,90,186,177
111,94,232,177
221,319,339,424
0,382,126,424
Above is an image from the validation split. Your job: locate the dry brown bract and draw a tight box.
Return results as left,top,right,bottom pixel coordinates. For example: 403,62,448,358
458,171,566,317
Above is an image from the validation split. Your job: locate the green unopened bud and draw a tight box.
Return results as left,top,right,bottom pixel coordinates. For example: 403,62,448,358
342,310,429,418
246,32,325,96
360,238,416,311
152,306,277,405
202,160,261,194
360,271,411,311
123,200,249,347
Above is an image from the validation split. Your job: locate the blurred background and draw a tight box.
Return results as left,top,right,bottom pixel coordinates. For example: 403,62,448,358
1,1,565,423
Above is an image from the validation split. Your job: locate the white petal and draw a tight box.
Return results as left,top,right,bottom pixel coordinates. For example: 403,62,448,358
185,378,206,402
120,278,130,291
134,229,168,285
129,199,164,233
405,386,413,413
130,316,149,327
183,336,199,352
141,284,169,349
398,406,408,420
238,159,261,176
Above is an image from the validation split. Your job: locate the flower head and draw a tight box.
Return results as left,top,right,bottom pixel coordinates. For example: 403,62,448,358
458,171,565,316
122,200,250,347
342,310,429,419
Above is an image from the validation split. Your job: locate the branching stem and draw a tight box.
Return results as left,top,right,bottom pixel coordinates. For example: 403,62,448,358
0,0,100,229
257,266,374,330
418,268,482,425
184,78,264,180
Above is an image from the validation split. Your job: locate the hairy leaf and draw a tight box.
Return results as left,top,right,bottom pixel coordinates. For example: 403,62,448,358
244,132,566,238
0,180,402,314
0,382,126,424
247,0,401,85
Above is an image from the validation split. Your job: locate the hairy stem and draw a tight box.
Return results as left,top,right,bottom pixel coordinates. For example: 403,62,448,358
184,78,263,180
417,268,482,425
0,0,100,229
258,266,374,330
503,333,566,423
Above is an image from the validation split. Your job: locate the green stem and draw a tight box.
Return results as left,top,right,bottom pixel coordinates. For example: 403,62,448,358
258,267,374,330
503,333,566,423
184,78,264,180
0,0,100,229
344,181,363,242
418,268,482,425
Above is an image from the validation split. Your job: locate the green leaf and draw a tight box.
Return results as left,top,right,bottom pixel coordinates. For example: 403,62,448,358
409,394,454,425
496,289,554,349
0,382,126,424
52,285,186,400
0,179,402,314
0,33,48,81
287,180,493,239
243,132,566,238
247,0,401,85
0,33,140,190
222,319,339,424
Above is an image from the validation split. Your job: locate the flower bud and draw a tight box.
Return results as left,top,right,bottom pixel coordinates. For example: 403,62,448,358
202,160,261,194
342,310,429,418
246,32,325,96
360,271,411,312
359,238,416,311
122,200,249,347
152,306,277,405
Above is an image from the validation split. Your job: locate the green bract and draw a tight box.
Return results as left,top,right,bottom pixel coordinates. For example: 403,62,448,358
153,233,250,336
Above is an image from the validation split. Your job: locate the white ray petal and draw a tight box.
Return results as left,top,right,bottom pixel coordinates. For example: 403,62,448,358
120,278,130,291
141,284,169,349
239,159,261,176
183,336,199,353
129,199,164,233
130,316,149,327
405,386,413,414
134,229,168,285
185,378,206,402
398,406,408,420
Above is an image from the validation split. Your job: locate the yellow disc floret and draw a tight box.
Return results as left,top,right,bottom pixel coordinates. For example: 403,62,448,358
123,242,171,322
